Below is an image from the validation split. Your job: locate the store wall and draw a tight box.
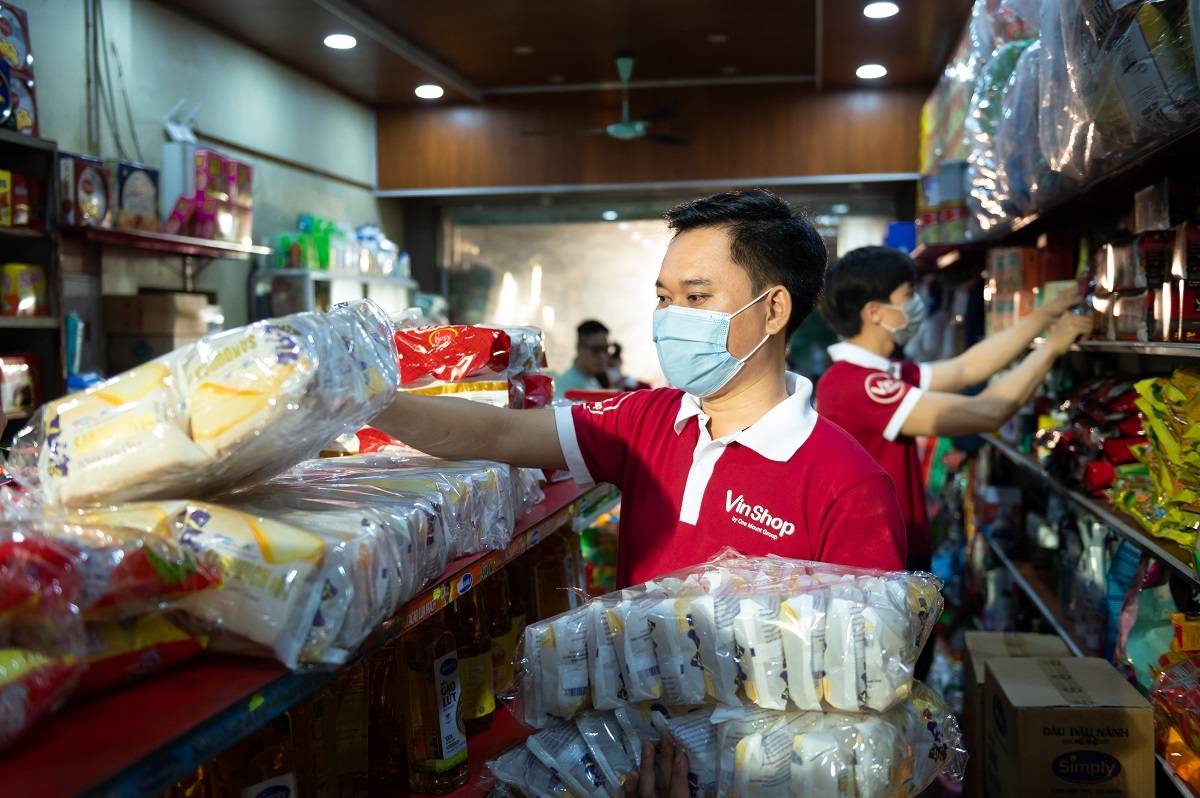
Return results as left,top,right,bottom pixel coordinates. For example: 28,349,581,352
377,85,925,192
26,0,390,326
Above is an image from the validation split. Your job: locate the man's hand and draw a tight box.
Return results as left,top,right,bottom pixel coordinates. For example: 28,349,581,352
1041,291,1084,318
623,738,690,798
1046,313,1093,355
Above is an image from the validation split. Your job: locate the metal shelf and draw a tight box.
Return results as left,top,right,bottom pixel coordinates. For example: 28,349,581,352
63,226,271,261
980,535,1092,658
0,316,59,329
1160,754,1199,798
258,268,418,289
0,480,599,798
981,433,1198,585
1032,337,1200,358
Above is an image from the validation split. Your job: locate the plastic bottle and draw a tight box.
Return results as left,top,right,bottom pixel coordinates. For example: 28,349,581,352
333,663,369,797
367,642,405,794
400,613,469,794
448,589,496,736
215,712,299,798
482,574,517,696
535,530,576,620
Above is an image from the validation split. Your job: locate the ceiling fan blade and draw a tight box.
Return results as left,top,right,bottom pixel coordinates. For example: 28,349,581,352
522,127,608,136
643,133,690,145
636,107,677,123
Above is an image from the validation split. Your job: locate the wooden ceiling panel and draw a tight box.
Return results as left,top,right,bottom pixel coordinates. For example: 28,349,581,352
823,0,974,87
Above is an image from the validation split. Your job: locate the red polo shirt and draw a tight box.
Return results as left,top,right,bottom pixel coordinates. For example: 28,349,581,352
817,342,932,557
554,373,906,588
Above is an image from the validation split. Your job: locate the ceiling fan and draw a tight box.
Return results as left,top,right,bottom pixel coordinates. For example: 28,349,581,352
523,57,689,145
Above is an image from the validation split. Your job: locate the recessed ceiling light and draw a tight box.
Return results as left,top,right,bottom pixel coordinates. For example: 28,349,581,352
832,203,850,214
514,45,534,55
324,33,357,50
864,2,900,18
720,66,739,75
707,33,729,44
856,64,887,79
602,210,618,221
549,74,565,83
415,84,444,99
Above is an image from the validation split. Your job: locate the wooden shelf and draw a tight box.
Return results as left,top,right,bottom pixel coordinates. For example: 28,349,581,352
981,433,1198,585
0,128,56,153
0,316,58,329
0,226,48,240
63,226,271,261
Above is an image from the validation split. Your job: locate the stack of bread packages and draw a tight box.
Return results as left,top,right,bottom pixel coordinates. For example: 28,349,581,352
492,549,966,798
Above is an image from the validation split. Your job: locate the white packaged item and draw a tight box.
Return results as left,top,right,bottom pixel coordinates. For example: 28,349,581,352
526,720,611,798
588,599,627,710
690,585,741,706
652,708,719,798
608,597,663,703
613,703,661,767
852,715,903,797
648,597,707,706
732,595,789,711
779,588,825,711
19,300,399,507
822,582,867,711
713,706,782,798
789,726,854,798
524,609,591,725
488,745,574,798
576,712,634,792
860,576,913,711
733,714,820,798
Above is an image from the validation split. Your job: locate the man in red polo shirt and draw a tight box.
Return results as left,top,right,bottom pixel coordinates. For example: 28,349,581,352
372,190,906,586
816,245,1091,678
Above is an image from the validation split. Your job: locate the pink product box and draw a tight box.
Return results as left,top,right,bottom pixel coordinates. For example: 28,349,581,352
193,148,231,202
193,195,252,245
160,195,197,236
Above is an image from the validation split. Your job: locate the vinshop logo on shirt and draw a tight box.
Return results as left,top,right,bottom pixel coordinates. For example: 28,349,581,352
864,372,905,404
726,490,796,539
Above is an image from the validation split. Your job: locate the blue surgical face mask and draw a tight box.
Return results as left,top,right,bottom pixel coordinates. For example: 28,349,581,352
879,294,927,347
653,289,771,398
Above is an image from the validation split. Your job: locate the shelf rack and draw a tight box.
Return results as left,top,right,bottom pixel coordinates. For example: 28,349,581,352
62,226,270,262
980,433,1197,584
262,267,419,289
1031,338,1200,359
0,480,611,798
0,316,59,329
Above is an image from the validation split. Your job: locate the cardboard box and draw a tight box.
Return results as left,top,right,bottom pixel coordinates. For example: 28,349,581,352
111,161,159,232
962,633,1070,798
59,153,111,227
108,333,201,374
102,293,208,336
984,657,1153,798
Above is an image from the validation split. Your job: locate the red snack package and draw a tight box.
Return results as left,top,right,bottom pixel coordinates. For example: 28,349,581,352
1082,460,1116,495
522,373,555,409
393,326,512,386
1103,437,1146,466
356,425,406,453
76,614,205,696
0,648,83,750
0,529,82,618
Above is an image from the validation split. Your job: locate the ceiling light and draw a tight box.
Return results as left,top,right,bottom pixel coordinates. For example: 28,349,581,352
602,210,618,221
864,2,900,18
707,33,729,44
856,64,887,79
514,45,534,55
415,84,444,99
832,203,850,214
324,33,357,50
720,66,738,75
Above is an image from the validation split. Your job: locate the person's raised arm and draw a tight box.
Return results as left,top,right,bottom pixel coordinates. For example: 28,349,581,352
900,312,1092,438
924,292,1081,393
370,392,569,470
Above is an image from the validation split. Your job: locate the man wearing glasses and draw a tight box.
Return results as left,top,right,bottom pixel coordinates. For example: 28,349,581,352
556,319,611,397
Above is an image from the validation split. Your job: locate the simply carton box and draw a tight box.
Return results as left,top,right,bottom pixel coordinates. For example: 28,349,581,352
102,293,208,337
984,657,1153,798
962,633,1070,798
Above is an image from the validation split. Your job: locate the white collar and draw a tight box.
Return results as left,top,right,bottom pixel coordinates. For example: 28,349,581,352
672,372,818,462
827,341,899,375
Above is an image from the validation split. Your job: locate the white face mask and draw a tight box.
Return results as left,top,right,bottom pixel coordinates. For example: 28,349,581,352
878,294,926,346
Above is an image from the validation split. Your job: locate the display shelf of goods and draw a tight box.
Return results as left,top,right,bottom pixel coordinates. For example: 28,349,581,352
1159,753,1200,798
446,708,532,798
263,267,419,289
0,316,57,329
981,433,1198,585
979,534,1093,658
0,480,602,798
62,225,271,261
1032,338,1200,359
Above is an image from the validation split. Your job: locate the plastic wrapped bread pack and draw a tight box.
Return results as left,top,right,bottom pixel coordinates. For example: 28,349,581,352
522,607,593,727
489,683,964,798
76,501,331,669
0,527,88,751
525,718,613,798
516,549,942,722
488,745,574,798
11,300,399,507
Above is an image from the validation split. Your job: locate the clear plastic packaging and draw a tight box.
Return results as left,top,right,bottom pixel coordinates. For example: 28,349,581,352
12,299,399,507
489,682,965,798
516,550,943,723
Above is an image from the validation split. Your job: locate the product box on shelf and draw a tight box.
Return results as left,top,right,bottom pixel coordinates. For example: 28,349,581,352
1134,177,1193,233
1,261,46,315
0,168,10,226
59,153,111,227
984,657,1154,798
962,633,1070,798
6,68,35,135
225,158,253,209
1136,231,1174,287
107,333,203,374
0,3,35,137
101,293,209,336
110,161,159,232
193,195,252,245
0,352,38,416
160,194,197,236
194,149,230,202
12,172,43,228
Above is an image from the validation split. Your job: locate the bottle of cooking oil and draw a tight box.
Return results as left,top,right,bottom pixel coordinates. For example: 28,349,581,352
400,612,469,794
216,711,299,798
534,530,574,620
333,662,369,798
298,685,334,798
367,641,405,795
448,589,495,736
482,574,517,696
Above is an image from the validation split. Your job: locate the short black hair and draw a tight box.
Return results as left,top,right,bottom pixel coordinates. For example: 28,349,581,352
577,320,608,343
663,189,827,337
820,246,917,339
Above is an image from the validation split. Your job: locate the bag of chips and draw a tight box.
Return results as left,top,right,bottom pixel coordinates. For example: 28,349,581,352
76,614,205,695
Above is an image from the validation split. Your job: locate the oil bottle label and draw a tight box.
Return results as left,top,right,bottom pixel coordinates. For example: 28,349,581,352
433,652,467,763
492,625,519,692
335,692,368,776
242,774,297,798
460,652,495,719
